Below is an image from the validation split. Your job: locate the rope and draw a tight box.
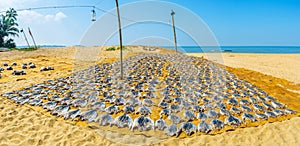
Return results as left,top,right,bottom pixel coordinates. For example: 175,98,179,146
0,5,136,22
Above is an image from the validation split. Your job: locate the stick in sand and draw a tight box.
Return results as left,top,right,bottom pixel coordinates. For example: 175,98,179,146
28,27,37,48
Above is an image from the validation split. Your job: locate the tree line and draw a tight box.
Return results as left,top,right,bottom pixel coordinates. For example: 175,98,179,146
0,8,19,48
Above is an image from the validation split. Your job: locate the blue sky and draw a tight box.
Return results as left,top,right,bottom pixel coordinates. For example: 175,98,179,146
0,0,299,46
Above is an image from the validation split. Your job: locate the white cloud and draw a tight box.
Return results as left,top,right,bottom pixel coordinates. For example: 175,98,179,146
0,0,37,11
0,0,67,24
19,10,67,24
54,12,67,21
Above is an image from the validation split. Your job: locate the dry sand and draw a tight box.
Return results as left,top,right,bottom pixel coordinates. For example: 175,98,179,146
188,53,300,84
0,47,299,146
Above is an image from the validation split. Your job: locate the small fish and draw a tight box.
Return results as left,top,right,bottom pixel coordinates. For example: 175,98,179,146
285,108,296,114
173,97,184,104
240,99,250,105
136,106,152,116
220,108,230,116
198,121,212,134
253,104,265,112
123,105,135,114
113,114,133,128
105,105,119,114
255,113,268,120
158,101,169,109
227,98,238,105
170,104,182,113
112,97,126,105
60,97,72,105
249,97,258,104
271,101,285,109
160,108,171,118
225,115,242,127
16,97,29,105
262,102,274,110
72,99,87,108
211,119,224,130
80,110,98,123
207,110,219,118
28,99,42,106
87,95,98,102
142,99,154,107
168,114,183,124
42,101,57,111
241,105,253,112
184,110,197,121
179,122,197,136
265,111,276,118
64,109,81,120
265,96,275,102
164,124,179,137
273,109,285,116
90,102,106,111
155,118,167,130
52,105,70,116
126,98,141,107
242,113,256,123
197,112,208,121
162,96,172,103
98,114,114,126
131,116,154,132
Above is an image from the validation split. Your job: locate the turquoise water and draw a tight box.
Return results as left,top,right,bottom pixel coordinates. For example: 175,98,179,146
16,45,300,54
163,46,300,54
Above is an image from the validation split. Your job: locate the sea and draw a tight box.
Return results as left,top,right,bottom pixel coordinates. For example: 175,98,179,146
16,45,300,54
17,45,66,49
163,46,300,54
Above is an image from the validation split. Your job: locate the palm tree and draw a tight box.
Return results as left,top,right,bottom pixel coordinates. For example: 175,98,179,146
6,8,18,21
0,8,19,48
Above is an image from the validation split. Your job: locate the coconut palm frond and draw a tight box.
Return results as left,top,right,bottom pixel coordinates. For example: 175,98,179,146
0,8,19,48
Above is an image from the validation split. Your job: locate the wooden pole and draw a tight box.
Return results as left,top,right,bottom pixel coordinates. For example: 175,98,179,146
115,0,123,79
171,10,178,52
20,29,30,48
28,27,37,48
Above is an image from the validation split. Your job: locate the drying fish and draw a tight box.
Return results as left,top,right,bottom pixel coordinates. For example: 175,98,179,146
211,119,224,130
198,121,212,134
225,115,242,127
136,106,152,116
64,109,81,120
184,110,197,121
113,114,133,128
105,105,119,114
179,122,197,136
98,114,114,126
160,108,171,117
242,113,256,123
164,124,179,137
51,105,69,116
80,110,98,123
155,118,167,130
131,116,154,131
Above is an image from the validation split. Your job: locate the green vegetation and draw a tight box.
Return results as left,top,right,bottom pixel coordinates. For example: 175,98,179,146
0,8,19,48
105,46,127,51
105,47,116,51
9,47,39,52
117,46,126,50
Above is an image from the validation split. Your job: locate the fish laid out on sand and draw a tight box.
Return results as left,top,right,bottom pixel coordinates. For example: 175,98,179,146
1,54,296,137
0,62,54,77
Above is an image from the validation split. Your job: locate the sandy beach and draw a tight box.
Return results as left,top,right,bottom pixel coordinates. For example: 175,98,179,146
188,53,300,84
0,47,299,146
